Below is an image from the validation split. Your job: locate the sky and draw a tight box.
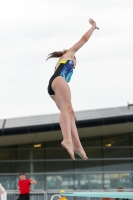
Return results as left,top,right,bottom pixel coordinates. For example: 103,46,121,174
0,0,133,119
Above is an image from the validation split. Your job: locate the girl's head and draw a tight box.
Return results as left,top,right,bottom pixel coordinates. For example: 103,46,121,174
46,49,77,67
46,50,67,61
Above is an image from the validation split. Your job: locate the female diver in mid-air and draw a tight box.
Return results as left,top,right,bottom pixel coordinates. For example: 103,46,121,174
47,18,99,160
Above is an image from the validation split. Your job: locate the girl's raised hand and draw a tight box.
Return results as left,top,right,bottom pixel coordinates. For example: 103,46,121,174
89,18,99,30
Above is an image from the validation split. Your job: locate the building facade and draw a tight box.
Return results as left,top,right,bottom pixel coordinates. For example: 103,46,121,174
0,106,133,190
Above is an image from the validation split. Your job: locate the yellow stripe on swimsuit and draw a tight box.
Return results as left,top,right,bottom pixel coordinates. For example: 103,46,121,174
55,60,67,70
57,60,67,64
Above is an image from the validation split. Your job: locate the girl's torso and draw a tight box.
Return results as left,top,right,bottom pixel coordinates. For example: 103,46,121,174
53,60,74,83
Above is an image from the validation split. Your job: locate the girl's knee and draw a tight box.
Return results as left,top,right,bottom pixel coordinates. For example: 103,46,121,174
68,106,75,117
61,105,75,118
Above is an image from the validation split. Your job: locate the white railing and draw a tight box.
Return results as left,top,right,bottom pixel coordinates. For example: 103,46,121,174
6,189,133,200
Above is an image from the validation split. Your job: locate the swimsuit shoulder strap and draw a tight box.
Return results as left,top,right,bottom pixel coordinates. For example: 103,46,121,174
55,60,67,70
57,60,67,64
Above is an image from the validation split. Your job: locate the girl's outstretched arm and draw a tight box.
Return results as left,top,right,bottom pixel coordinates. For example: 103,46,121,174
67,18,99,55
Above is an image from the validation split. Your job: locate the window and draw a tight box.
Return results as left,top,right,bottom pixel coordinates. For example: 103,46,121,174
75,160,102,172
103,160,131,171
75,174,103,189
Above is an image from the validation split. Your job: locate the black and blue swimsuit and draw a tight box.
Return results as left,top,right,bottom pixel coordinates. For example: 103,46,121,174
47,60,74,95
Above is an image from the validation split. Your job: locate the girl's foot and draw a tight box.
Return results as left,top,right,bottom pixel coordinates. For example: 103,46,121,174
74,145,88,160
74,150,88,160
61,140,76,160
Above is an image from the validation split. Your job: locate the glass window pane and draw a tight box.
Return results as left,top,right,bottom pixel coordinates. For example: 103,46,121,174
46,174,74,190
45,147,71,159
33,162,45,172
0,175,17,189
131,148,133,167
103,147,131,158
104,173,133,189
83,148,102,159
30,174,45,190
0,148,15,160
103,160,131,171
46,161,73,172
0,162,15,173
75,174,103,190
81,136,101,147
130,133,133,145
102,134,130,146
46,141,60,148
16,161,30,172
75,160,102,172
32,149,44,159
17,149,30,160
